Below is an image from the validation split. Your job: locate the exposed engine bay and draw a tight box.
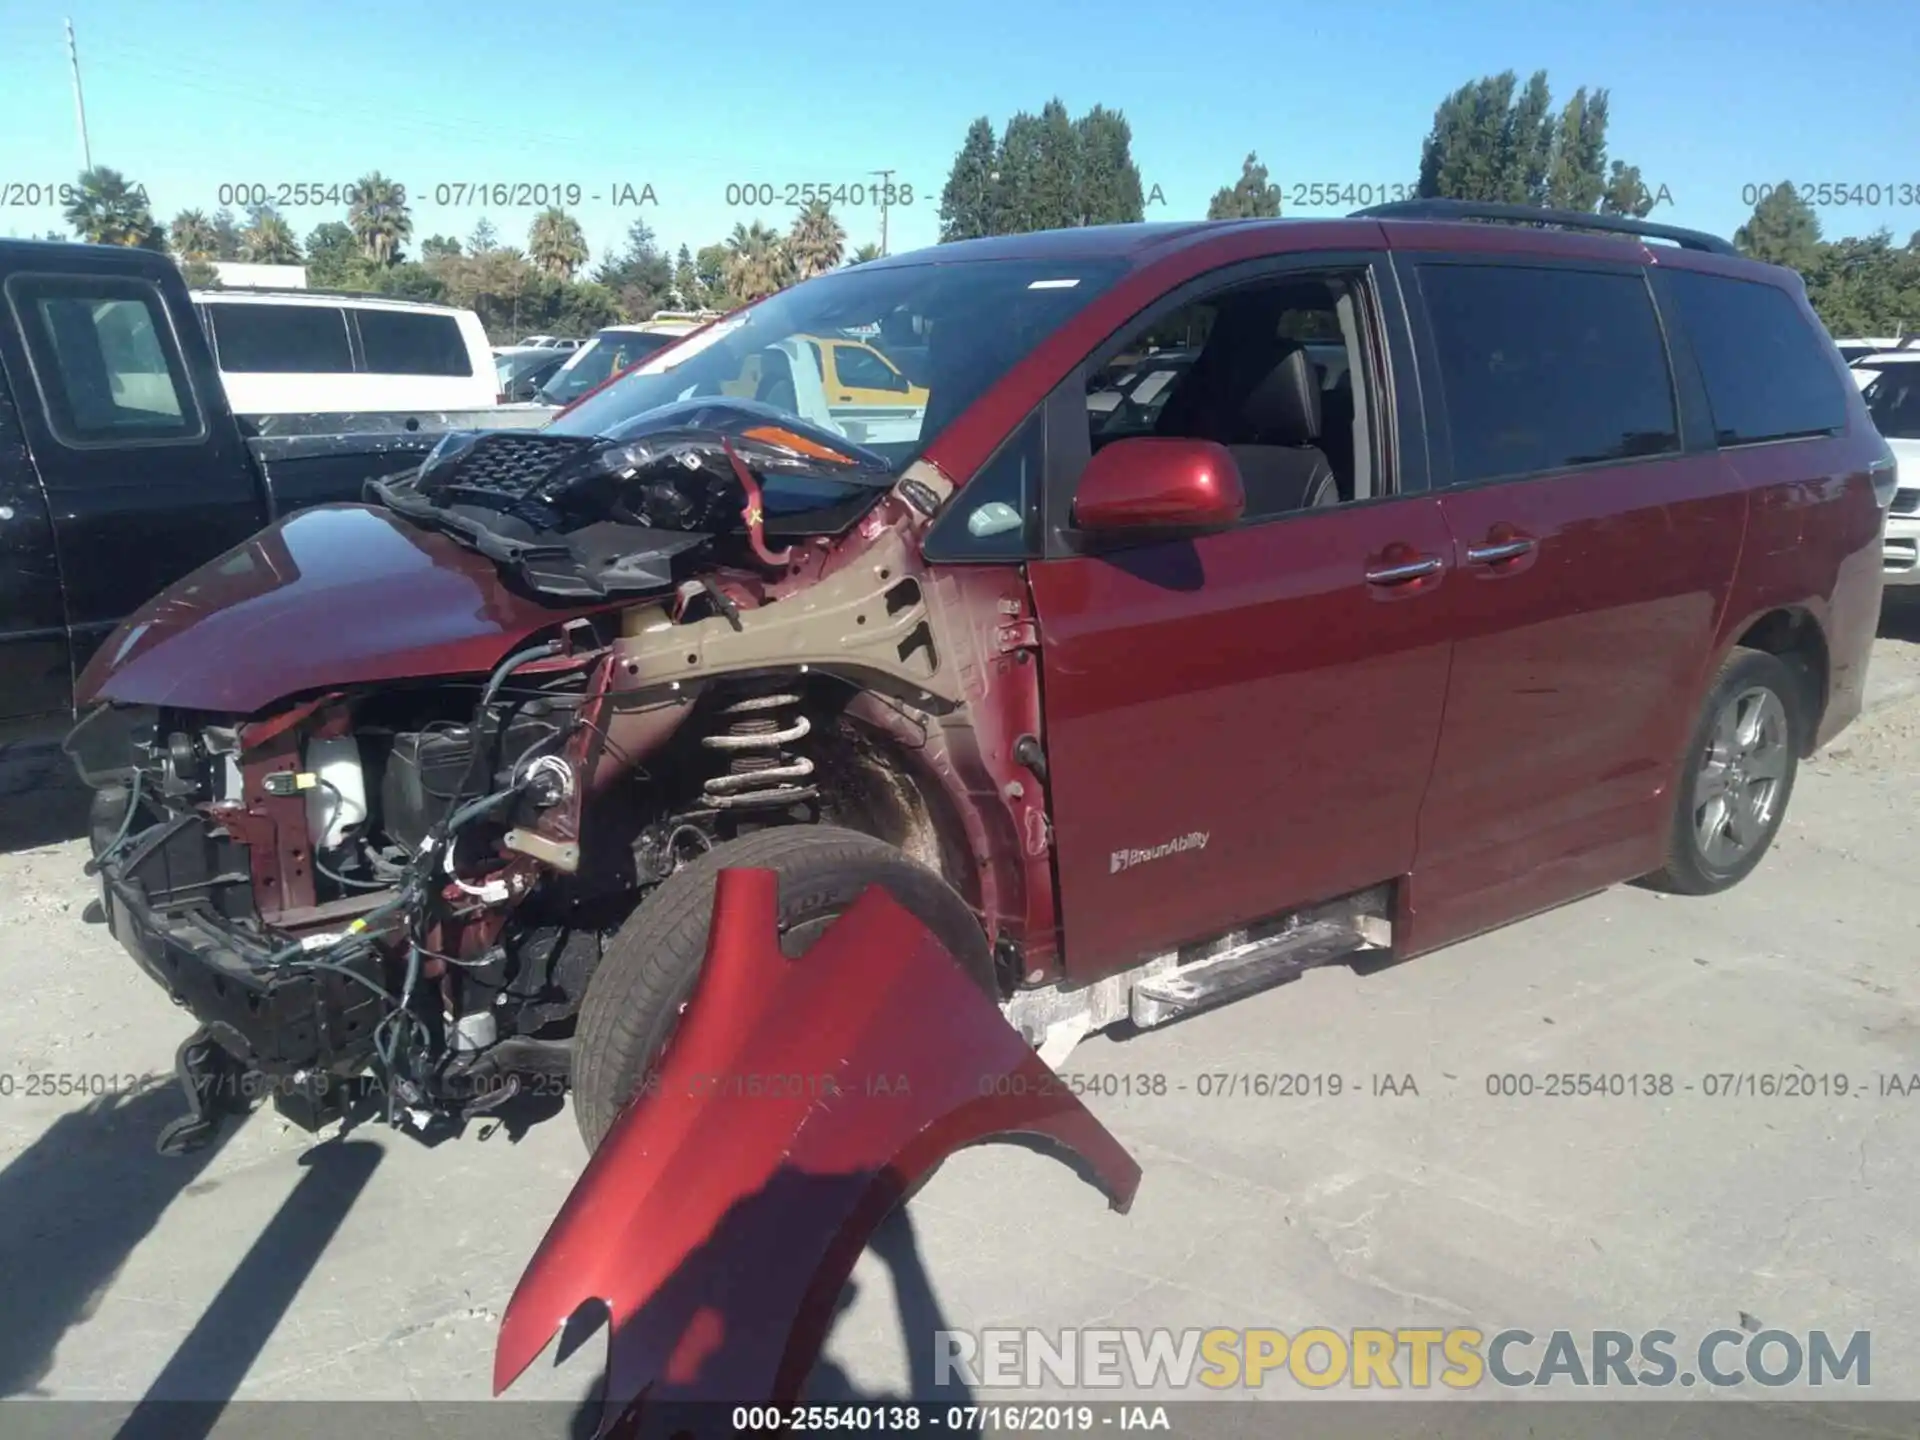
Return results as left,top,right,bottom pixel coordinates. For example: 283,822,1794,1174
69,397,1056,1152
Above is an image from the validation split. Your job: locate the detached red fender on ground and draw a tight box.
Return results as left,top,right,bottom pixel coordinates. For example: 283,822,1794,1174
493,868,1143,1432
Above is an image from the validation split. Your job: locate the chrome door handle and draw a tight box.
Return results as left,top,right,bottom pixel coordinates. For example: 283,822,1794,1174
1365,556,1444,585
1465,538,1534,564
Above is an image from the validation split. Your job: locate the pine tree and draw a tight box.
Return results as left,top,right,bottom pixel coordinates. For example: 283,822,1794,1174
1075,106,1145,224
1207,153,1283,220
1735,184,1823,271
939,117,1000,242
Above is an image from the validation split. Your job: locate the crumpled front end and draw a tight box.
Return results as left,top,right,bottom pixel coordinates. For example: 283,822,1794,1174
494,869,1141,1435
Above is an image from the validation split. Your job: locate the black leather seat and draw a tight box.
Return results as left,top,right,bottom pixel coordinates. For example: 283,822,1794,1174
1225,347,1340,516
1318,370,1356,500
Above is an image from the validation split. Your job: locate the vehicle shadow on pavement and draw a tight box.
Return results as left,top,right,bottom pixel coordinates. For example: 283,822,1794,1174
547,1167,977,1439
0,1085,241,1398
110,1138,383,1440
1879,594,1920,644
0,742,89,854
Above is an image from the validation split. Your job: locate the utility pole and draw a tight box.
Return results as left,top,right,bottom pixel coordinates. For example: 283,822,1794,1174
870,168,895,256
66,19,92,172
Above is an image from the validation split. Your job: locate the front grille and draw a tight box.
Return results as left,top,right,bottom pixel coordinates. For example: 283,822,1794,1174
1885,537,1918,572
430,433,596,502
1892,487,1920,516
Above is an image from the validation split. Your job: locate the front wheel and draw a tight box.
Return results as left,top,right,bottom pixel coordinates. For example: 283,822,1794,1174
569,825,996,1153
1642,647,1804,896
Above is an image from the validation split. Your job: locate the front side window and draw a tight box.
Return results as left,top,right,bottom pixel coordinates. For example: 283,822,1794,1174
1081,271,1379,520
1663,269,1849,446
1418,263,1679,484
548,257,1129,469
210,303,354,374
357,309,471,377
7,275,203,445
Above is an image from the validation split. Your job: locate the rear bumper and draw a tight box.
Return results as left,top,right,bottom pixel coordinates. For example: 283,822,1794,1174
100,817,386,1076
1884,505,1920,587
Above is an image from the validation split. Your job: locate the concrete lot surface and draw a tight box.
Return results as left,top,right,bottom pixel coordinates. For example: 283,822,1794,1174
1,606,1917,1435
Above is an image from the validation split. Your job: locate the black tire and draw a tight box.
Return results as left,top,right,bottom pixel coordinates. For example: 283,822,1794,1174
1642,647,1805,896
570,825,995,1153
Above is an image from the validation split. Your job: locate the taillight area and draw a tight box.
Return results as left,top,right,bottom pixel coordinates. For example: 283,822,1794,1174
1869,436,1899,510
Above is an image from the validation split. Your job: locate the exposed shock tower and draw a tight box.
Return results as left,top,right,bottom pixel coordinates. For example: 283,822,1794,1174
701,692,819,812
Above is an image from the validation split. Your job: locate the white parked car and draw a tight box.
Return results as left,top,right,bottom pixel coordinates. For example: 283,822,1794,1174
191,290,497,415
517,335,583,350
533,315,721,408
1849,338,1920,391
1862,353,1920,590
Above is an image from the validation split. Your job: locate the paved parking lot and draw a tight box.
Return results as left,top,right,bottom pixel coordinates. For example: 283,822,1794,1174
2,605,1918,1430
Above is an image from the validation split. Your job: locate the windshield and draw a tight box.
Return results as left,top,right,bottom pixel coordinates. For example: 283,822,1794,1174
537,329,677,404
496,349,558,382
1865,363,1920,440
547,257,1130,466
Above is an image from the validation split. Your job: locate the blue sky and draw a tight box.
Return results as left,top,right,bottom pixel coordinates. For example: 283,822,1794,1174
2,0,1917,267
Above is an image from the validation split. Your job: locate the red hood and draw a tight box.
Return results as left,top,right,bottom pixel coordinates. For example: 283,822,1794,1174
494,869,1141,1433
75,503,609,714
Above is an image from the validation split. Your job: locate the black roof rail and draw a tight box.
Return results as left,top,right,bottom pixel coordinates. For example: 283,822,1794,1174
1349,198,1740,257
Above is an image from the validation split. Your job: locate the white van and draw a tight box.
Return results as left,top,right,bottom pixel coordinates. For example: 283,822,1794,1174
191,290,496,415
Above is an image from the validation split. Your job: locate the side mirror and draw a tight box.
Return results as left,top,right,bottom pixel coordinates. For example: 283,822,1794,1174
1073,437,1245,534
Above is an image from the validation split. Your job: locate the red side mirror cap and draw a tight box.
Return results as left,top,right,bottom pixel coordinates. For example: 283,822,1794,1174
1073,437,1245,533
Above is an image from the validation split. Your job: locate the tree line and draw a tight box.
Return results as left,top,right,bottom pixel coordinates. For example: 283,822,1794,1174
38,71,1920,339
50,166,880,340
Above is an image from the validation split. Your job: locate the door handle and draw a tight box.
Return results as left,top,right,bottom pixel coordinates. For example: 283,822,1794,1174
1465,537,1535,564
1365,555,1444,585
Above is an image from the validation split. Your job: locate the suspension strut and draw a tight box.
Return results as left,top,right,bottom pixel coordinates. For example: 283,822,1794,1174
700,693,819,811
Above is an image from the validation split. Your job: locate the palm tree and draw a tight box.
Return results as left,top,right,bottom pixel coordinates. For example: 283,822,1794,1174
63,167,165,250
723,221,793,302
787,200,846,280
240,207,302,264
348,171,413,264
169,209,219,261
845,242,882,266
527,207,589,280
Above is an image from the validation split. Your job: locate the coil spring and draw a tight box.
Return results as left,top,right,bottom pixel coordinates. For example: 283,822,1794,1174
700,693,818,811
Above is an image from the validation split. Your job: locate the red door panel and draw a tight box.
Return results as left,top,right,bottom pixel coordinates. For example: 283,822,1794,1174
1406,455,1745,955
1028,497,1457,980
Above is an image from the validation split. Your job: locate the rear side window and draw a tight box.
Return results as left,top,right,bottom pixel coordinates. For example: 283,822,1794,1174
356,309,472,377
210,303,353,374
5,274,204,447
1663,270,1848,445
1419,264,1679,485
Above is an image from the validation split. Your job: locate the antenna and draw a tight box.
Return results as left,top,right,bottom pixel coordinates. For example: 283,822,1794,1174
65,19,92,172
870,168,895,257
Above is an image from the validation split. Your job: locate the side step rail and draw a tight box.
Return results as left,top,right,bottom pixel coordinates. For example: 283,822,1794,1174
1129,919,1372,1029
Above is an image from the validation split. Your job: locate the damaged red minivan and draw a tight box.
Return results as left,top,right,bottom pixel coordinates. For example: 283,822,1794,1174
67,200,1892,1157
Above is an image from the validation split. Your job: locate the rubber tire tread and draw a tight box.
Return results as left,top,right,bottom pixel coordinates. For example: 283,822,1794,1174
571,824,993,1152
1641,646,1804,896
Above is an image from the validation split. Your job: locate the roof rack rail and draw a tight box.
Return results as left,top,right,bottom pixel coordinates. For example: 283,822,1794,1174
1349,199,1739,257
191,285,459,306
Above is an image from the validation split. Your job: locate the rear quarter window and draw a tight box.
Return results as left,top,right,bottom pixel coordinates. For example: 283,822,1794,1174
1662,270,1848,445
356,309,473,377
210,303,354,374
1418,263,1680,485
